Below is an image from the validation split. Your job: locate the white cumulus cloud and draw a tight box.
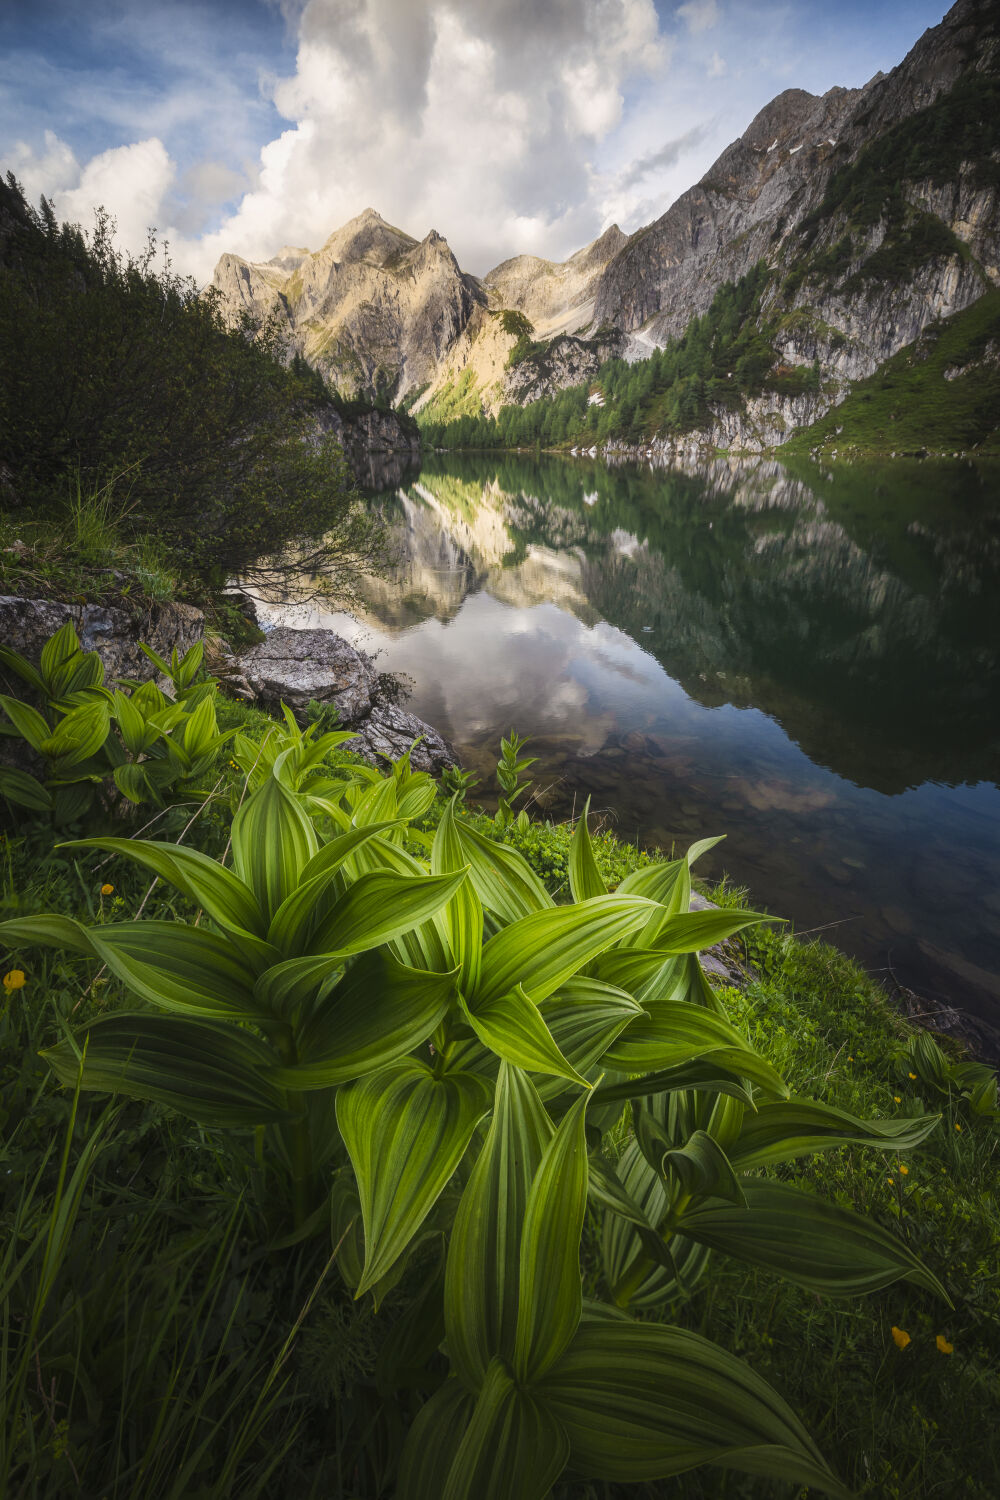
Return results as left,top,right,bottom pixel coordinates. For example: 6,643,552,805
677,0,719,34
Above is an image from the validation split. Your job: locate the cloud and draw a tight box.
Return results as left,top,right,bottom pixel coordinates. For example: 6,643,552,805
7,130,80,203
617,121,715,189
676,0,719,33
58,138,176,250
165,0,670,280
707,50,727,77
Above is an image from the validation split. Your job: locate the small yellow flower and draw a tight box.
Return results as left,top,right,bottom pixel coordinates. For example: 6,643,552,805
908,1071,917,1080
955,1122,962,1132
3,969,26,992
891,1326,911,1350
935,1335,953,1355
899,1164,909,1175
847,1055,854,1062
101,883,114,896
893,1095,901,1103
887,1177,895,1186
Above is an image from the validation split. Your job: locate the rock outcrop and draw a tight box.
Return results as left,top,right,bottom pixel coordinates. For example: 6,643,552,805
233,626,458,774
0,597,204,690
483,224,630,339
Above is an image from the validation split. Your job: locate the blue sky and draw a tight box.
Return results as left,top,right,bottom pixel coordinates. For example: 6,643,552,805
0,0,952,281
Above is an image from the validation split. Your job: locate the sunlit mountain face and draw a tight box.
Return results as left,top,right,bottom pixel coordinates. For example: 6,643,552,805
253,453,1000,1049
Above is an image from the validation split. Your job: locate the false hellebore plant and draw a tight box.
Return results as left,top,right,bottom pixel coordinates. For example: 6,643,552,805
1,749,948,1499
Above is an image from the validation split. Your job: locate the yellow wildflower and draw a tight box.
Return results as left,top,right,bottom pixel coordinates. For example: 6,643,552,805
893,1095,901,1103
887,1177,895,1186
899,1164,909,1175
891,1327,911,1350
847,1055,854,1062
935,1335,953,1355
955,1122,962,1132
101,883,114,896
3,969,26,992
908,1071,917,1080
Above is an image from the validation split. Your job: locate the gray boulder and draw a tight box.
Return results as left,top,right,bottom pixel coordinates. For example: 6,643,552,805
234,626,458,776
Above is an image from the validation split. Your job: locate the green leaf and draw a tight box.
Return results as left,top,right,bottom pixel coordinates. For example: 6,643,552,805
272,950,458,1085
61,837,267,946
445,1064,554,1388
306,867,468,959
441,1357,570,1500
616,857,691,947
0,644,47,696
40,699,110,770
112,689,156,755
43,1015,288,1126
538,978,643,1079
476,895,655,1008
728,1097,941,1171
338,1058,490,1297
651,906,777,954
0,694,51,751
231,772,318,924
661,1129,747,1207
460,986,590,1087
678,1179,951,1301
538,1320,850,1498
513,1088,590,1381
604,1002,787,1097
83,921,267,1020
397,1381,476,1500
113,762,160,806
0,913,100,957
433,797,484,995
588,1060,756,1111
686,834,726,868
40,620,82,685
0,766,53,811
266,821,401,954
453,818,553,922
568,797,607,902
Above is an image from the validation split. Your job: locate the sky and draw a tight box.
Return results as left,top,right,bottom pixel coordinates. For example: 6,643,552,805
0,0,951,285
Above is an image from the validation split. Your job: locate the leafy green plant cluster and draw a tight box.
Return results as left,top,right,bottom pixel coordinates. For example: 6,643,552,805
0,664,964,1499
0,623,229,826
419,264,792,451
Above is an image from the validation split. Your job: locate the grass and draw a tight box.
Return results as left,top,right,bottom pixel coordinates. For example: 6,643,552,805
1,471,179,607
782,289,1000,459
2,699,999,1497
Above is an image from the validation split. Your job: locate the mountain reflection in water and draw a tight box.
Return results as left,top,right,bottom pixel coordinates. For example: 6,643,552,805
255,452,1000,1048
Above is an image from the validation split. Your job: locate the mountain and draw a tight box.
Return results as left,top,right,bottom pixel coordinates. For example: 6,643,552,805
207,0,1000,448
209,208,483,399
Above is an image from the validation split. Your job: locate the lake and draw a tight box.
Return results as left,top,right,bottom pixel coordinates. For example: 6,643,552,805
256,451,1000,1048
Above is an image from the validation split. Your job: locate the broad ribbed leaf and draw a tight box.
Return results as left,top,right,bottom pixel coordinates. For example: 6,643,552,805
40,621,81,684
588,1061,755,1111
662,1129,746,1206
433,798,484,995
113,763,158,805
538,1320,850,1497
568,797,606,902
340,833,454,970
273,950,458,1086
40,699,109,770
460,987,589,1087
112,689,157,755
60,837,266,943
445,1064,554,1388
43,1014,287,1126
266,821,400,953
306,867,467,958
0,913,99,957
83,920,266,1020
729,1097,941,1171
601,1139,690,1309
476,896,655,1008
616,857,691,948
540,979,643,1076
338,1059,490,1297
0,694,50,751
604,1003,787,1097
0,645,46,695
397,1380,476,1500
686,834,726,869
0,766,53,811
679,1179,951,1300
513,1089,590,1381
653,907,777,954
453,818,553,922
231,772,318,924
441,1357,570,1500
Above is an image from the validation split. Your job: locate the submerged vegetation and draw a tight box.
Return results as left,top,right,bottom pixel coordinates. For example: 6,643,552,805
1,624,998,1497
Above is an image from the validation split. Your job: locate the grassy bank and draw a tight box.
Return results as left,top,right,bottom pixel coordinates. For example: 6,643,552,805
1,684,998,1498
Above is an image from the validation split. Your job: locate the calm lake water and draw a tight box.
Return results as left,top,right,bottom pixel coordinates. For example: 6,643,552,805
258,452,1000,1046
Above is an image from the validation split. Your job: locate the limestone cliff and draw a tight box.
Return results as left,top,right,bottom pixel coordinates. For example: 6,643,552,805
209,209,484,400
